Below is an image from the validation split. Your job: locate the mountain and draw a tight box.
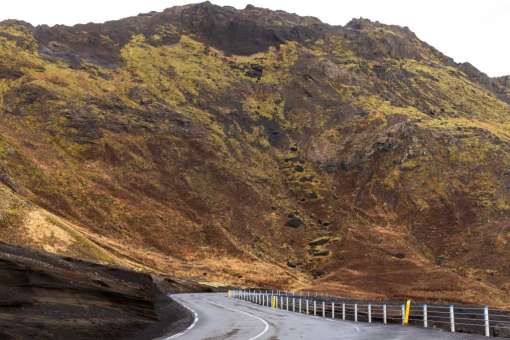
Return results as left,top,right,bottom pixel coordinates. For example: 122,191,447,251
1,2,510,306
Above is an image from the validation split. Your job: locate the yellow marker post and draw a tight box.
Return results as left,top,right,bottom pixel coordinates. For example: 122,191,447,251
404,300,411,325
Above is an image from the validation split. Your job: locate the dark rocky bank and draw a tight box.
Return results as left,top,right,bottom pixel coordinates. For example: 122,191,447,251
0,242,207,340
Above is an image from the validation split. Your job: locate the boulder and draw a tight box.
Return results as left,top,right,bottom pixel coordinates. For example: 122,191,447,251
294,165,304,172
245,64,263,79
0,170,19,193
310,248,330,257
308,236,330,247
285,215,303,228
287,259,302,268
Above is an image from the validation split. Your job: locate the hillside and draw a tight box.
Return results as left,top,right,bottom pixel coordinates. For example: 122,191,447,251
1,2,510,306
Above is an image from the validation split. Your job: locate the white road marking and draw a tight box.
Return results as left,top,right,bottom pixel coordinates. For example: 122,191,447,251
236,297,361,333
163,295,199,339
206,299,270,340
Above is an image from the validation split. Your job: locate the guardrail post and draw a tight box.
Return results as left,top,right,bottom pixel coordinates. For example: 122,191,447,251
299,298,302,313
332,302,335,319
484,306,490,337
293,297,295,312
423,304,428,328
306,300,309,315
323,301,325,317
342,303,346,320
314,300,317,316
354,304,358,322
401,304,405,325
450,305,455,333
368,304,372,323
404,300,411,325
383,304,387,324
286,296,289,311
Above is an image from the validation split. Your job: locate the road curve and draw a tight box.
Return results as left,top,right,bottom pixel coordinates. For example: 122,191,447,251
161,293,486,340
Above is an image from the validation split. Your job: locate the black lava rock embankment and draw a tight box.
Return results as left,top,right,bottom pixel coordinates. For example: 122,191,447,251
0,242,208,340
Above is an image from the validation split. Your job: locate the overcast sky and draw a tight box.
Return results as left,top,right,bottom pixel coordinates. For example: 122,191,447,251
1,0,509,77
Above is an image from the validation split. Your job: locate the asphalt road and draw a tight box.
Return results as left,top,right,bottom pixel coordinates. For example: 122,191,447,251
159,293,487,340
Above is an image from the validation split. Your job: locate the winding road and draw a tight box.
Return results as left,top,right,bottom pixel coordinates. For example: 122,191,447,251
161,293,486,340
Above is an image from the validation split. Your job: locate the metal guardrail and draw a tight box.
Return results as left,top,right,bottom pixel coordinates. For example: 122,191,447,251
228,289,510,338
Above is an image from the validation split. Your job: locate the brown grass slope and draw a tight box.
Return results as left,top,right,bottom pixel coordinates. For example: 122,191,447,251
0,2,509,306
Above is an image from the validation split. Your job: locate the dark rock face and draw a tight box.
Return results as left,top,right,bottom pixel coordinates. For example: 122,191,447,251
459,63,510,105
30,2,328,67
63,112,104,144
0,242,200,340
343,18,424,60
0,65,23,80
0,170,19,193
171,2,326,55
3,84,57,116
